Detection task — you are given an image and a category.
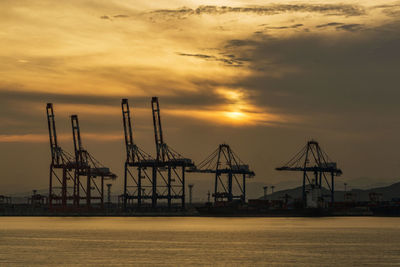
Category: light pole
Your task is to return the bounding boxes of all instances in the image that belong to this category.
[263,186,268,200]
[106,184,112,204]
[188,184,194,205]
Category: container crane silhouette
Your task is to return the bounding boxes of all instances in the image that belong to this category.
[121,98,155,210]
[46,103,76,210]
[276,140,342,205]
[150,97,194,209]
[188,144,255,203]
[71,115,116,208]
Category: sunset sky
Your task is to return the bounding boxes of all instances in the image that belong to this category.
[1,0,400,199]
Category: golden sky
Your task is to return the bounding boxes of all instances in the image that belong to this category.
[1,0,400,194]
[1,0,397,128]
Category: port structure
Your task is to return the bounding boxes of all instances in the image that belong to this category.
[150,97,194,209]
[121,98,156,210]
[188,144,255,203]
[47,103,76,210]
[276,140,342,205]
[71,115,116,208]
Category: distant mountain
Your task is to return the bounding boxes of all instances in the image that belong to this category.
[260,182,400,202]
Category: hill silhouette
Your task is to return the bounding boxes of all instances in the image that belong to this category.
[260,182,400,202]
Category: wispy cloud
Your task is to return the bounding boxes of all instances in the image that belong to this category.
[225,39,259,48]
[372,3,400,17]
[316,22,344,28]
[150,4,365,19]
[113,14,129,18]
[336,23,364,32]
[177,52,246,67]
[265,24,304,30]
[316,22,364,31]
[100,14,130,21]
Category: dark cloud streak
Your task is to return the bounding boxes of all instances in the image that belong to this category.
[316,22,344,28]
[315,22,364,31]
[113,14,129,18]
[150,4,365,19]
[177,52,245,66]
[336,23,363,32]
[265,24,304,30]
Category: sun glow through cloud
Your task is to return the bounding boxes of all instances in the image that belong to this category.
[225,111,246,120]
[213,88,278,125]
[165,87,286,126]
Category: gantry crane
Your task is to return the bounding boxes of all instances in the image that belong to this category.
[150,97,194,209]
[276,140,342,205]
[71,115,116,208]
[188,144,255,203]
[121,98,156,210]
[47,103,76,210]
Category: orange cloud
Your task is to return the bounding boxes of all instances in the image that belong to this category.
[0,133,122,143]
[0,134,48,143]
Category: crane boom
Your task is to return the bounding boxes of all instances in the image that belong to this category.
[71,115,85,167]
[151,97,165,162]
[122,99,135,163]
[46,103,60,165]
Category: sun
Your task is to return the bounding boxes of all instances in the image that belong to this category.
[224,111,246,120]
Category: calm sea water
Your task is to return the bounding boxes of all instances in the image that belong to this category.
[0,217,400,266]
